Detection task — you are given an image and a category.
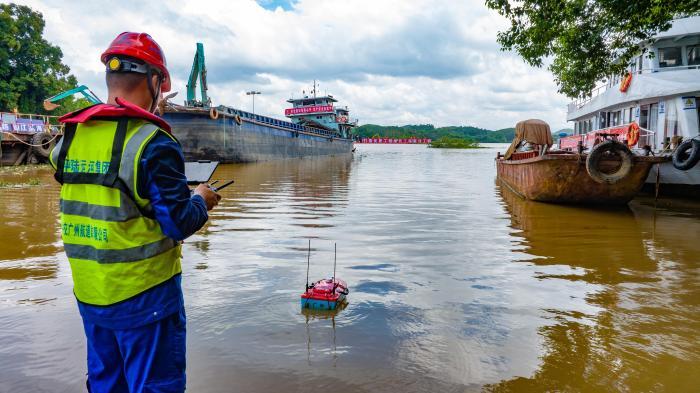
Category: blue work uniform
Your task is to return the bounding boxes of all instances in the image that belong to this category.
[79,134,208,392]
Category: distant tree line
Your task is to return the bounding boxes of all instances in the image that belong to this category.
[354,124,516,143]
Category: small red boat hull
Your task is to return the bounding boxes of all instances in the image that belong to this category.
[301,278,348,310]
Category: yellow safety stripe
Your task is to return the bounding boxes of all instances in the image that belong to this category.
[69,246,182,305]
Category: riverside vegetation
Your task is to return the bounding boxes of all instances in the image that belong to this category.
[355,124,515,143]
[355,124,572,143]
[428,136,481,149]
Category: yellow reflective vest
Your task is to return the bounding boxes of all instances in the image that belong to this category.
[50,118,181,305]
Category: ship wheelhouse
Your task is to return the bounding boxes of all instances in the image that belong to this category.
[285,92,357,138]
[563,16,700,152]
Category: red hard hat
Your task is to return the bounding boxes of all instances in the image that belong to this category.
[101,32,171,92]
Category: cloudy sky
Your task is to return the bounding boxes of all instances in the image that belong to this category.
[18,0,571,130]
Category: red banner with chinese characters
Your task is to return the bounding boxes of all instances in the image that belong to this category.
[285,105,333,116]
[359,138,432,144]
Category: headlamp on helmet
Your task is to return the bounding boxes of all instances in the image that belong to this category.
[106,56,155,76]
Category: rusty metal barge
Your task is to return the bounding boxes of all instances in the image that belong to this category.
[496,119,668,205]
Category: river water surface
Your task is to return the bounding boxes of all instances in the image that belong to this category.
[1,144,699,392]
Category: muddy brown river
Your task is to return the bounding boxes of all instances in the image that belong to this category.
[0,144,698,392]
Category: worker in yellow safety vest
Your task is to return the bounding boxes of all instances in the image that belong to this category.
[50,32,220,392]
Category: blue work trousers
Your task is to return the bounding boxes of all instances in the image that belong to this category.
[82,308,186,393]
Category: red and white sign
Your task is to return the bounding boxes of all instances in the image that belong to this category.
[285,105,333,116]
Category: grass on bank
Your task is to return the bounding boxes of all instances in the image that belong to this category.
[0,164,49,188]
[0,177,41,188]
[428,136,481,149]
[0,164,49,175]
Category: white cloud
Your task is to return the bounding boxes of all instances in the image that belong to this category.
[18,0,570,130]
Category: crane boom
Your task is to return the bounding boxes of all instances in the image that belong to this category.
[43,85,102,111]
[186,43,211,107]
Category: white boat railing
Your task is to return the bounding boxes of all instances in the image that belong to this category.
[559,123,656,150]
[567,64,700,113]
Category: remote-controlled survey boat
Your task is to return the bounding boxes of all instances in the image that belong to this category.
[301,278,349,310]
[300,241,349,310]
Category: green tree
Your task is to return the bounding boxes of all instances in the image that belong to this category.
[484,0,700,98]
[354,124,516,142]
[0,3,83,114]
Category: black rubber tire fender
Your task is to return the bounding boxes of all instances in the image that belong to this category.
[31,132,54,158]
[586,140,634,184]
[672,138,700,171]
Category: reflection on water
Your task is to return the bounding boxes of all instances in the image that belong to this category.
[0,145,699,392]
[302,303,348,367]
[0,167,61,281]
[488,187,700,392]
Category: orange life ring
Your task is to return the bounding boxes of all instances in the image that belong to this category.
[619,72,632,92]
[209,107,219,120]
[626,122,640,147]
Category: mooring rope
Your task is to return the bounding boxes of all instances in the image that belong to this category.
[2,131,60,147]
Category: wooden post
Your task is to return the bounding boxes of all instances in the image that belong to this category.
[655,163,661,202]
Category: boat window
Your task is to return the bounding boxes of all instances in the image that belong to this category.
[658,47,682,68]
[637,56,643,73]
[649,103,658,132]
[688,45,700,66]
[639,106,649,129]
[697,98,700,132]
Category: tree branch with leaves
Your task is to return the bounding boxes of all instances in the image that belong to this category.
[484,0,700,98]
[0,3,86,114]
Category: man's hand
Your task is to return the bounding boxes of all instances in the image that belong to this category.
[194,184,221,211]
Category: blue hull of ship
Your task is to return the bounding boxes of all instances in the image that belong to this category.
[163,109,353,163]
